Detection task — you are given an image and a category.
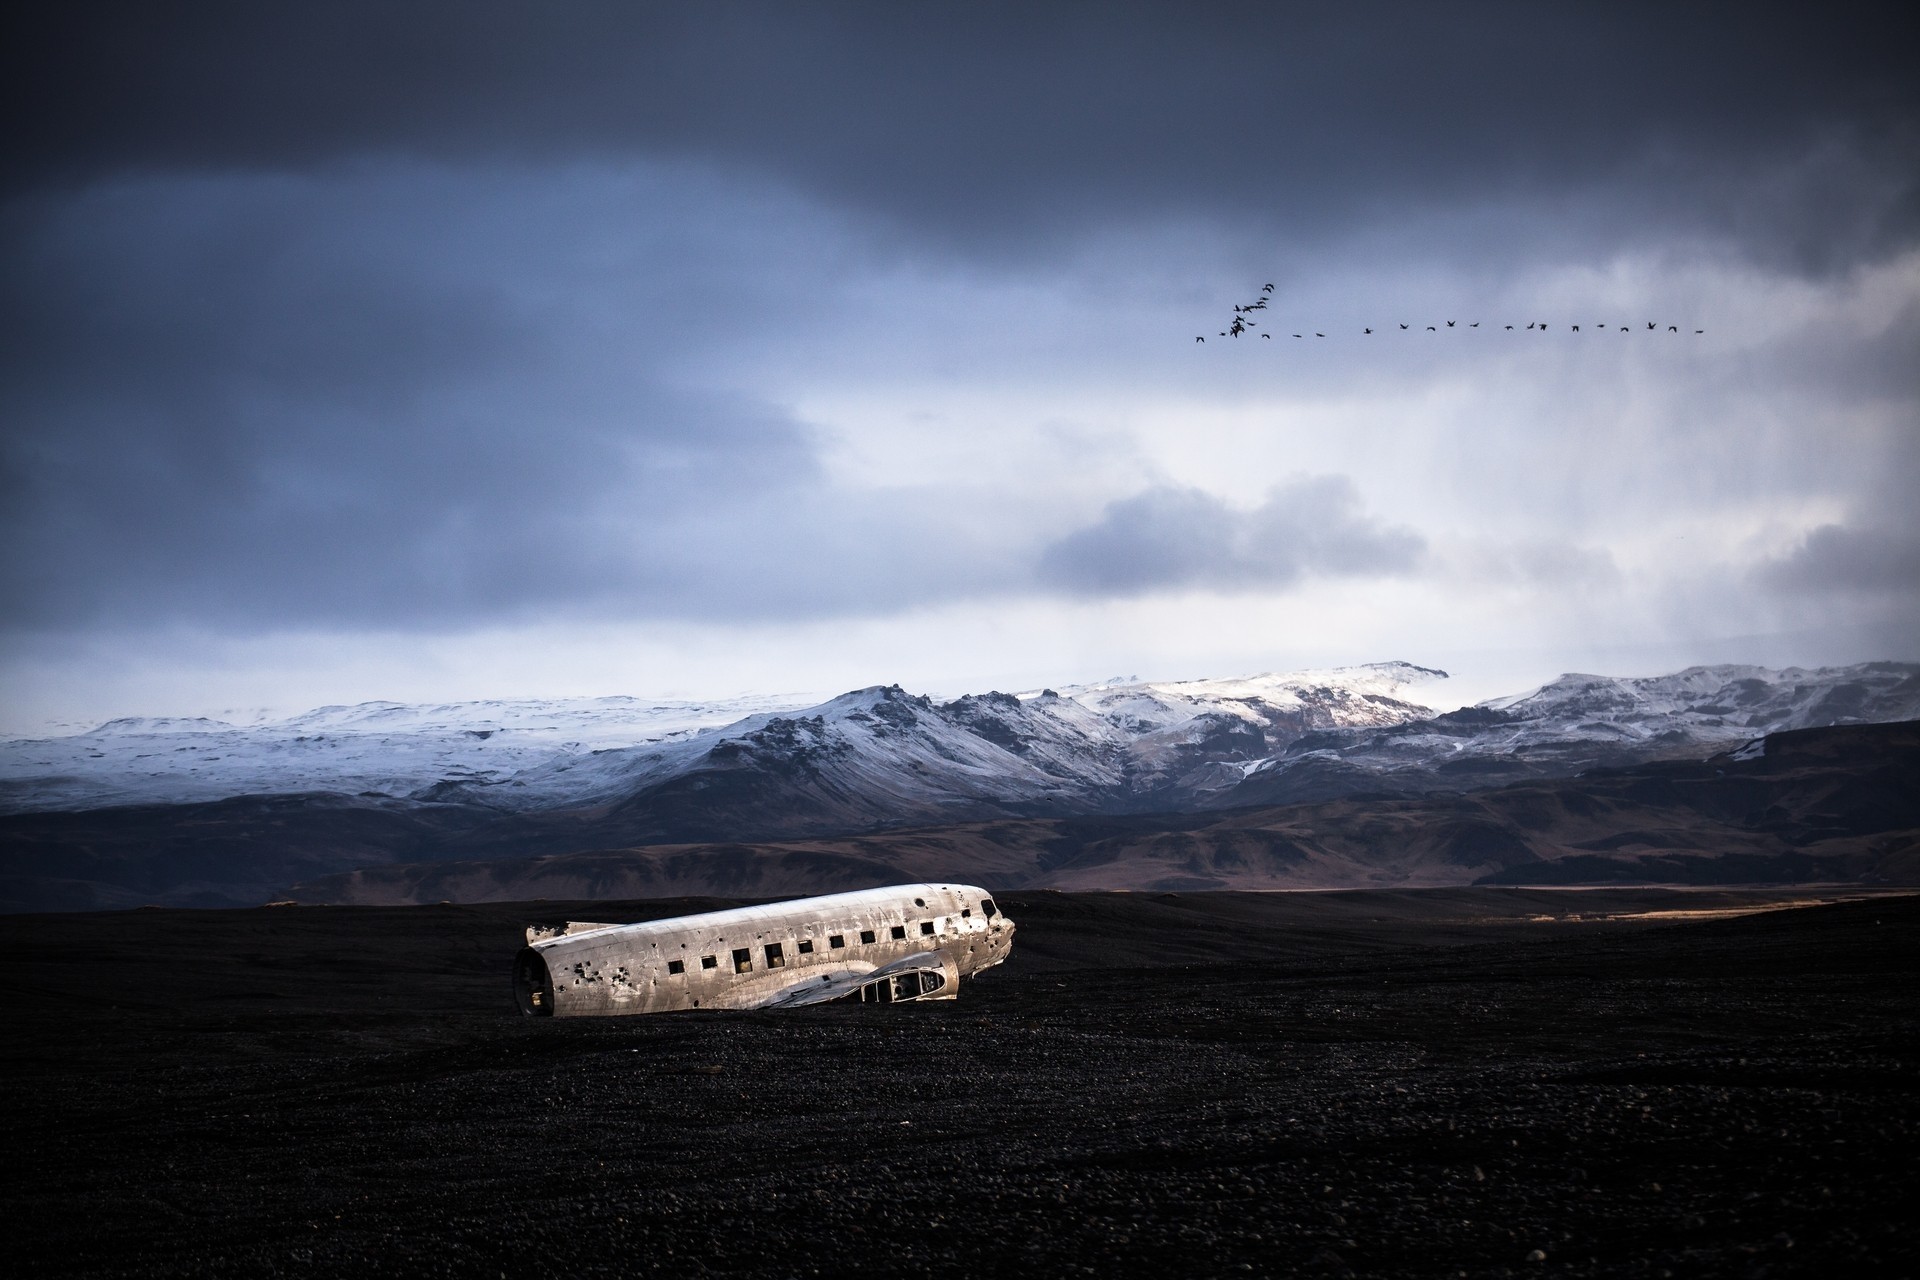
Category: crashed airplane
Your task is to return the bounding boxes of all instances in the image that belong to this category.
[513,883,1014,1016]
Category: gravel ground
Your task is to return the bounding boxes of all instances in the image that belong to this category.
[3,891,1914,1278]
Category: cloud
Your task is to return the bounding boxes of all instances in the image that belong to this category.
[6,3,1916,272]
[1038,476,1423,596]
[0,166,993,631]
[1755,523,1920,596]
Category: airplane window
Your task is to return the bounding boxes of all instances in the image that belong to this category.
[829,934,846,949]
[667,960,685,975]
[981,899,998,917]
[890,924,907,940]
[920,921,935,936]
[701,955,717,969]
[764,942,786,968]
[798,939,815,954]
[732,948,752,974]
[961,908,971,918]
[914,897,926,907]
[860,929,876,945]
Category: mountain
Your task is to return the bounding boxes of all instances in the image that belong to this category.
[1216,662,1920,807]
[287,719,1920,903]
[2,661,1917,911]
[0,662,1448,819]
[0,692,825,814]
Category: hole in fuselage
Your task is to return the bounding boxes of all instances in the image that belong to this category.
[513,948,554,1017]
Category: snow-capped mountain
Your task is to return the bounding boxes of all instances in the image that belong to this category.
[5,660,1916,911]
[0,664,1446,817]
[3,661,1914,832]
[0,692,826,813]
[1222,662,1920,807]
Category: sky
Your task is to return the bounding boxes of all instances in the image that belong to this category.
[3,2,1917,733]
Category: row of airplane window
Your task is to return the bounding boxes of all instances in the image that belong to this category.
[662,913,965,978]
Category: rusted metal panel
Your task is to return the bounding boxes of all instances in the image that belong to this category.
[513,883,1013,1017]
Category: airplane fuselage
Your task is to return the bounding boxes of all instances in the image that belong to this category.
[514,883,1014,1016]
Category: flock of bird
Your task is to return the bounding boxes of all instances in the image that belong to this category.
[1197,283,1703,342]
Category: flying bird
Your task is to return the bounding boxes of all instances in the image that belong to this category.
[1364,328,1373,334]
[1427,325,1437,331]
[1505,325,1514,330]
[1399,324,1409,330]
[1196,335,1205,342]
[1527,323,1536,330]
[1647,322,1656,330]
[1263,283,1274,292]
[1470,322,1480,328]
[1669,325,1678,332]
[1572,325,1580,332]
[1695,329,1704,334]
[1446,320,1455,327]
[1315,333,1325,338]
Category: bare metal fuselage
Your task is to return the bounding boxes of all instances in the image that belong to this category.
[513,883,1014,1017]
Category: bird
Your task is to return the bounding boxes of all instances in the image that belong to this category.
[1196,336,1205,342]
[1695,329,1704,334]
[1263,283,1274,292]
[1399,323,1409,330]
[1646,322,1656,330]
[1527,323,1536,330]
[1364,328,1373,334]
[1262,333,1271,339]
[1540,324,1548,331]
[1470,322,1480,328]
[1293,333,1302,338]
[1668,325,1678,332]
[1572,325,1580,332]
[1427,325,1437,331]
[1505,325,1514,330]
[1315,333,1325,338]
[1620,326,1629,332]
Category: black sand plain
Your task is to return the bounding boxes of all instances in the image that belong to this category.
[4,888,1916,1278]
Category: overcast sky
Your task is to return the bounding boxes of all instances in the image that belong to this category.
[3,2,1916,732]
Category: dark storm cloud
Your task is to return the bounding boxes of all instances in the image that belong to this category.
[6,2,1917,271]
[0,168,939,630]
[1755,524,1920,596]
[1038,478,1423,596]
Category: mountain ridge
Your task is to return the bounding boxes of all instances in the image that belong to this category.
[2,661,1917,911]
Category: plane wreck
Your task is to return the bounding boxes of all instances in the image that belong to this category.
[513,883,1014,1016]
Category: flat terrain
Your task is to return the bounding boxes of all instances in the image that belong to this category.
[4,888,1915,1278]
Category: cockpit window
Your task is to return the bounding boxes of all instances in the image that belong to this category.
[981,899,998,918]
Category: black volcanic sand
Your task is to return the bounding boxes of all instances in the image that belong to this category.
[4,889,1915,1279]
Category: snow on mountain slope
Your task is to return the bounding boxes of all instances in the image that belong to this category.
[409,662,1451,825]
[1222,661,1920,807]
[0,664,1447,816]
[0,693,825,813]
[6,660,1913,824]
